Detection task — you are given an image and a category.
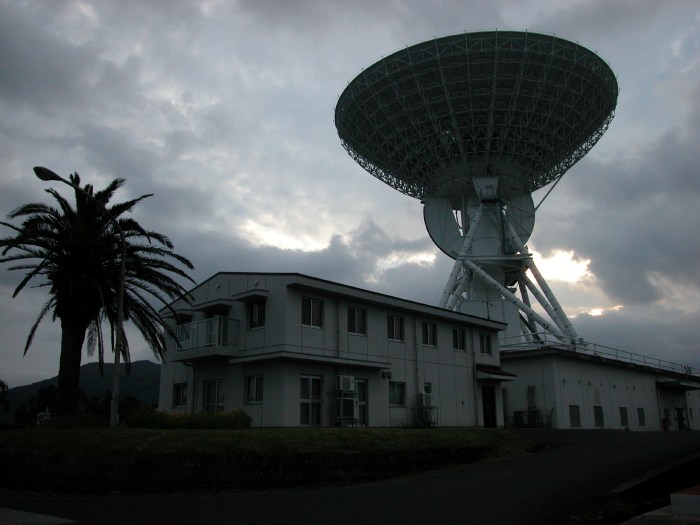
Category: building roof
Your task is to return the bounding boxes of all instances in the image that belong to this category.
[502,345,700,385]
[166,272,507,331]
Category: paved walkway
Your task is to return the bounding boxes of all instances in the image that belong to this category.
[2,429,700,524]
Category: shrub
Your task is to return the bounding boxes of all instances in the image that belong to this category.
[41,413,109,428]
[127,408,252,429]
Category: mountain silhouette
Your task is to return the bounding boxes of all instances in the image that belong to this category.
[1,360,160,424]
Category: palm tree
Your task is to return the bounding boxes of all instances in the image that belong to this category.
[0,172,194,417]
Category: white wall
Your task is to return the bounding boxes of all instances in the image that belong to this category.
[501,352,686,431]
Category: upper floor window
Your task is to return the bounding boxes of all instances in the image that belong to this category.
[421,321,437,346]
[348,306,367,335]
[387,314,404,341]
[249,301,266,329]
[453,328,466,350]
[479,332,492,355]
[302,297,323,327]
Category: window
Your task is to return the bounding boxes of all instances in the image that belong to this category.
[423,382,433,394]
[452,328,466,350]
[527,385,537,410]
[249,302,265,329]
[245,376,263,403]
[300,376,322,426]
[594,405,605,428]
[302,297,323,327]
[348,306,367,335]
[569,405,581,428]
[389,381,406,405]
[387,314,404,341]
[421,321,437,346]
[637,408,646,426]
[619,407,629,427]
[203,379,225,413]
[172,383,187,409]
[479,332,492,355]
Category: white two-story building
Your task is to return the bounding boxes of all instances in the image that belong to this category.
[158,272,514,428]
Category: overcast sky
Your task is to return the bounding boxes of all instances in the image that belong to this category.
[1,0,699,388]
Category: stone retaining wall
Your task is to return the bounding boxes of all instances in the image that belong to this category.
[1,447,489,493]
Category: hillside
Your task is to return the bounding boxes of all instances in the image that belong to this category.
[1,360,161,424]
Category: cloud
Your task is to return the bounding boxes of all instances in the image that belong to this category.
[2,0,700,387]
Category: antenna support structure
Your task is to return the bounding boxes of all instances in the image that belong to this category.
[335,31,618,344]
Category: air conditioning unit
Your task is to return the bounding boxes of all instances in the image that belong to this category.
[337,375,355,391]
[419,392,434,407]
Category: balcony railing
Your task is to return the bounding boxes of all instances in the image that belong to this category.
[175,317,239,352]
[501,332,699,377]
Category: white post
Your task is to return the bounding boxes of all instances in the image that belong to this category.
[439,203,484,308]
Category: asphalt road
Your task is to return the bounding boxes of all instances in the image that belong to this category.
[2,429,700,525]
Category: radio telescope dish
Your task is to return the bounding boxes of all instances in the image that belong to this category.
[335,31,617,199]
[335,30,618,344]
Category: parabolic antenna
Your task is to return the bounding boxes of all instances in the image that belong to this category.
[335,30,618,200]
[335,30,618,344]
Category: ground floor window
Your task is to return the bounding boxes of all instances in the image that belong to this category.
[619,406,629,427]
[172,382,187,409]
[389,381,406,405]
[300,376,322,426]
[245,375,263,403]
[594,405,605,428]
[569,405,581,428]
[203,379,225,413]
[637,407,646,426]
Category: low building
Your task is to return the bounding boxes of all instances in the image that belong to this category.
[501,344,700,431]
[158,272,514,428]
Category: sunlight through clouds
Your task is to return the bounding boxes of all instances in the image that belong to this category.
[531,249,592,283]
[588,305,623,317]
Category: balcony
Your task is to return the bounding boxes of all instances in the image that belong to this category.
[171,317,239,362]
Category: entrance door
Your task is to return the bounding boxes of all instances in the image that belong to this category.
[300,376,322,426]
[677,407,687,430]
[355,379,368,426]
[482,385,497,428]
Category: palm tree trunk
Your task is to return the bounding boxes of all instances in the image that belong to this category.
[56,318,88,417]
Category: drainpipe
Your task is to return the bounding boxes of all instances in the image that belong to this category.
[472,332,479,425]
[413,313,420,426]
[336,297,341,358]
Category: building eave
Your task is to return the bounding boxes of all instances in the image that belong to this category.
[229,351,391,369]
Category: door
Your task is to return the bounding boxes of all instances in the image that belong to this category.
[482,384,497,428]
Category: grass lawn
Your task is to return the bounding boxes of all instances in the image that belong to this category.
[0,426,532,458]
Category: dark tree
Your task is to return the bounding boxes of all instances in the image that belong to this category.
[0,173,194,417]
[0,378,8,411]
